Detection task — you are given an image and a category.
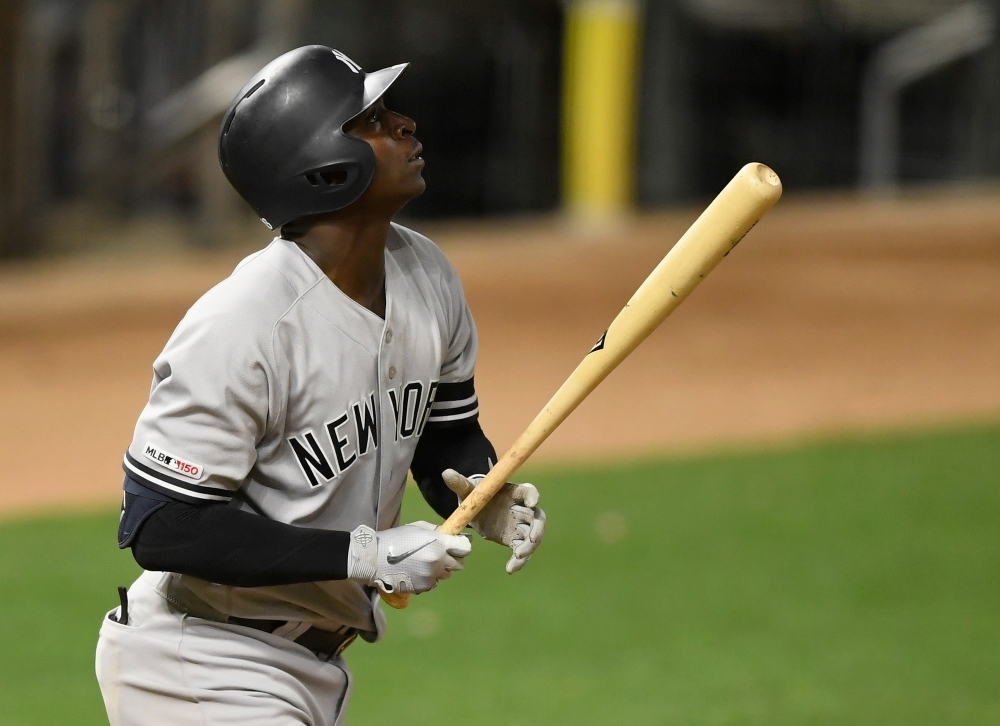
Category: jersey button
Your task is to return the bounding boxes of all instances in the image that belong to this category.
[385,330,393,344]
[388,366,397,379]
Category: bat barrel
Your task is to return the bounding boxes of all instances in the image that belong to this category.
[383,163,782,606]
[439,163,781,537]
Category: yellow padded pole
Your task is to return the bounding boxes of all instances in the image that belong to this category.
[562,0,642,218]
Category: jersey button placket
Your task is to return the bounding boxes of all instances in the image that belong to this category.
[388,366,397,380]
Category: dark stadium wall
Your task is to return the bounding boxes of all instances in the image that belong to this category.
[0,0,40,258]
[3,0,999,257]
[637,0,1000,205]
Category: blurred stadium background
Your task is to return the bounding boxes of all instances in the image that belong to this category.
[3,0,1000,251]
[1,1,999,724]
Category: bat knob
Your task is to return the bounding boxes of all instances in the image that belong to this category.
[379,588,412,610]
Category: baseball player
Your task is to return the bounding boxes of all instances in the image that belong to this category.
[95,46,546,726]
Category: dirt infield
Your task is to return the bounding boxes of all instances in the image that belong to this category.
[2,190,1000,516]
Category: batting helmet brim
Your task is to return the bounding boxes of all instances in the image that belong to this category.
[361,63,409,115]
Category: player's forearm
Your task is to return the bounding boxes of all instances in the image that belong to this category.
[131,502,351,587]
[410,420,498,520]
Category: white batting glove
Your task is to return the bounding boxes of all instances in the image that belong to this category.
[442,469,546,574]
[347,522,471,595]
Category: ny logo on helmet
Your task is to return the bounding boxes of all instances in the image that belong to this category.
[333,49,361,73]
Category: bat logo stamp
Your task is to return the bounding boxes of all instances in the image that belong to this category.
[589,330,607,354]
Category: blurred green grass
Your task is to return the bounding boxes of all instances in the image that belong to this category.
[2,425,999,725]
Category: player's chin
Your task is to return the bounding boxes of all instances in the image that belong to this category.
[401,173,426,199]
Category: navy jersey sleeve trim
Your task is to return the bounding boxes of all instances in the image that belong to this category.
[425,378,479,429]
[123,452,235,503]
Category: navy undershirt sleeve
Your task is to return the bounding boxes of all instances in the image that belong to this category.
[123,416,496,585]
[123,477,350,587]
[410,420,498,520]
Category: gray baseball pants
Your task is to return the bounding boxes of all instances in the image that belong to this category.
[95,572,353,726]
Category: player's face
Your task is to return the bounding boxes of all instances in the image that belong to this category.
[345,99,425,211]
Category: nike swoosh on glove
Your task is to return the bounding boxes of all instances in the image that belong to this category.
[442,469,546,574]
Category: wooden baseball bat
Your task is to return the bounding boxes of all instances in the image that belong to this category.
[380,162,782,609]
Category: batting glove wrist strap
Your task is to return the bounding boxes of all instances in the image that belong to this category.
[347,525,379,583]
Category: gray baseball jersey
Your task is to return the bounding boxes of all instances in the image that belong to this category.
[122,223,479,633]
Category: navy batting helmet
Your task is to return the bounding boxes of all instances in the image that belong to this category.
[218,46,408,230]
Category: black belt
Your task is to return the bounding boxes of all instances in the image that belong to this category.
[228,617,358,659]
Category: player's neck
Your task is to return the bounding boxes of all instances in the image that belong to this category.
[293,214,390,318]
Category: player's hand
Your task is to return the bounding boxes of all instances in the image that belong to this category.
[347,522,471,595]
[442,469,546,574]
